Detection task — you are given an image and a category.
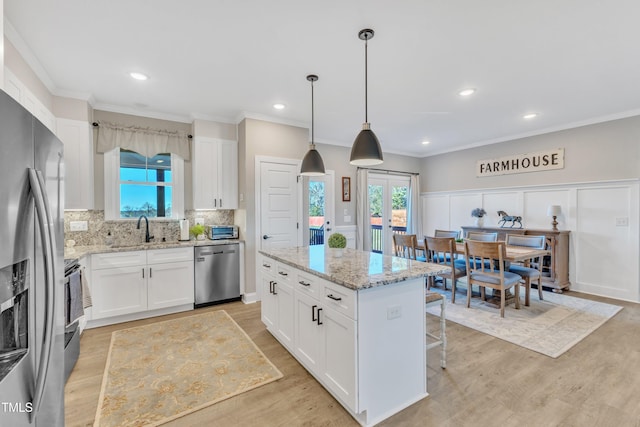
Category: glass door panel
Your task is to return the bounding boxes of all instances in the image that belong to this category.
[307,172,334,246]
[368,175,410,255]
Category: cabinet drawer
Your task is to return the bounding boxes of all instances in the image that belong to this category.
[296,271,320,299]
[92,250,146,270]
[147,247,194,264]
[322,281,357,320]
[260,255,275,275]
[275,262,295,284]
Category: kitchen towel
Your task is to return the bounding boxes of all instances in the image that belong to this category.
[81,267,92,309]
[68,270,84,324]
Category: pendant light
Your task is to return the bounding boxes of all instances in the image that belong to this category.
[300,74,326,176]
[350,28,383,166]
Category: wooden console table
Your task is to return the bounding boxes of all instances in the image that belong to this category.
[461,226,570,292]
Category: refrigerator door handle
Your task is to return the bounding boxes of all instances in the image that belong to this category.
[28,168,58,422]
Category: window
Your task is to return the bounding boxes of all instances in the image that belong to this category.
[104,148,184,220]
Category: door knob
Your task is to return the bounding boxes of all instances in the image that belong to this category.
[263,235,271,240]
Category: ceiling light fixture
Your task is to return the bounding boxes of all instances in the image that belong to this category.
[300,74,325,176]
[458,88,476,97]
[130,72,148,81]
[350,28,383,166]
[273,103,286,110]
[523,113,538,119]
[421,140,430,145]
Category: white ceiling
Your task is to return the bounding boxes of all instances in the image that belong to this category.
[5,0,640,157]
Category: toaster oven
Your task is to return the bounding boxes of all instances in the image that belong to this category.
[208,225,239,240]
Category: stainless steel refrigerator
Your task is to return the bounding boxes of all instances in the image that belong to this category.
[0,90,64,426]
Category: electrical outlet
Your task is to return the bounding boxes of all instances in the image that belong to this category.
[195,217,205,225]
[387,305,402,320]
[344,209,348,215]
[615,217,629,226]
[69,221,88,231]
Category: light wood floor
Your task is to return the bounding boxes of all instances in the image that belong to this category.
[65,292,640,427]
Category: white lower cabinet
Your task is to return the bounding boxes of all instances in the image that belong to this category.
[260,257,294,350]
[90,247,194,325]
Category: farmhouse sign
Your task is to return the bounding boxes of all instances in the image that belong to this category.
[476,148,564,177]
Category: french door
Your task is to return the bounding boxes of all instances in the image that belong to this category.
[368,174,410,255]
[307,171,335,246]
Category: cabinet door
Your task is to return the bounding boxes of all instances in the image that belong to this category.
[217,140,238,209]
[147,261,195,310]
[57,118,94,209]
[293,291,322,372]
[261,274,277,330]
[275,279,294,350]
[91,266,146,319]
[192,137,217,209]
[320,306,357,412]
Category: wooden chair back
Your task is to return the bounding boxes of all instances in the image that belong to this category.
[463,240,521,317]
[466,231,498,242]
[434,229,459,239]
[393,234,419,260]
[424,236,456,265]
[506,234,545,249]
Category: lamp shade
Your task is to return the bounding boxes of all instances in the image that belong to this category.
[547,205,561,216]
[350,126,384,166]
[300,147,326,176]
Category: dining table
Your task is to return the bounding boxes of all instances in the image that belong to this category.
[416,239,550,307]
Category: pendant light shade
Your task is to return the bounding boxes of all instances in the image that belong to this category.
[300,74,326,176]
[350,28,383,166]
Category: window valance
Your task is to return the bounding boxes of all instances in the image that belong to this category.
[96,121,190,160]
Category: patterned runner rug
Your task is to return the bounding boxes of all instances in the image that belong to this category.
[94,310,283,426]
[426,285,623,358]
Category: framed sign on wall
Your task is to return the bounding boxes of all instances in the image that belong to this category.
[342,177,351,201]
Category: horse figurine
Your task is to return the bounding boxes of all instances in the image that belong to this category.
[497,210,523,228]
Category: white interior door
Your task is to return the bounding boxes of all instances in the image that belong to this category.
[307,170,335,245]
[259,160,302,251]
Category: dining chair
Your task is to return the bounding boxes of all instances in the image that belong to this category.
[466,231,498,241]
[463,240,521,318]
[392,234,426,261]
[434,229,460,239]
[506,234,546,306]
[424,236,466,302]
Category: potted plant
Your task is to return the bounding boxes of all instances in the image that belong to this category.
[471,208,487,227]
[327,232,347,257]
[190,224,206,241]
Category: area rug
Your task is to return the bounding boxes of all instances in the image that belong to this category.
[94,310,283,427]
[426,284,623,358]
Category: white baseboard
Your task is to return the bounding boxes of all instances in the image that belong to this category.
[85,304,194,329]
[242,292,258,304]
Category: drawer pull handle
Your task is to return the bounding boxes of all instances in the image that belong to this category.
[299,280,310,287]
[327,294,342,301]
[263,263,271,268]
[278,271,288,276]
[317,308,323,325]
[312,305,317,321]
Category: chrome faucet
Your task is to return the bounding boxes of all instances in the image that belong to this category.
[136,215,154,243]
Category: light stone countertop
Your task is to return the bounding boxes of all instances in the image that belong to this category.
[260,245,451,291]
[64,239,241,260]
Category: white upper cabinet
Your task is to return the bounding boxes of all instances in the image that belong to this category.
[57,118,94,209]
[192,137,238,210]
[4,67,57,133]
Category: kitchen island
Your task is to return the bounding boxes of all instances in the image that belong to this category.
[258,245,450,427]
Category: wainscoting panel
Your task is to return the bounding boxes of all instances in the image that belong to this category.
[335,225,357,249]
[421,180,639,303]
[575,185,639,301]
[522,189,571,230]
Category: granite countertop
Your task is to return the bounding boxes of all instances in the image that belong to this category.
[64,239,242,260]
[259,245,451,291]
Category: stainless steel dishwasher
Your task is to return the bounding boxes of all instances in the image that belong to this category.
[194,243,241,307]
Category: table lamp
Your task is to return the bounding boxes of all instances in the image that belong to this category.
[547,205,561,231]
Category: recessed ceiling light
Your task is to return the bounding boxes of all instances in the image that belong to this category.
[130,72,148,81]
[273,103,286,110]
[523,113,538,119]
[421,140,430,145]
[458,88,476,97]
